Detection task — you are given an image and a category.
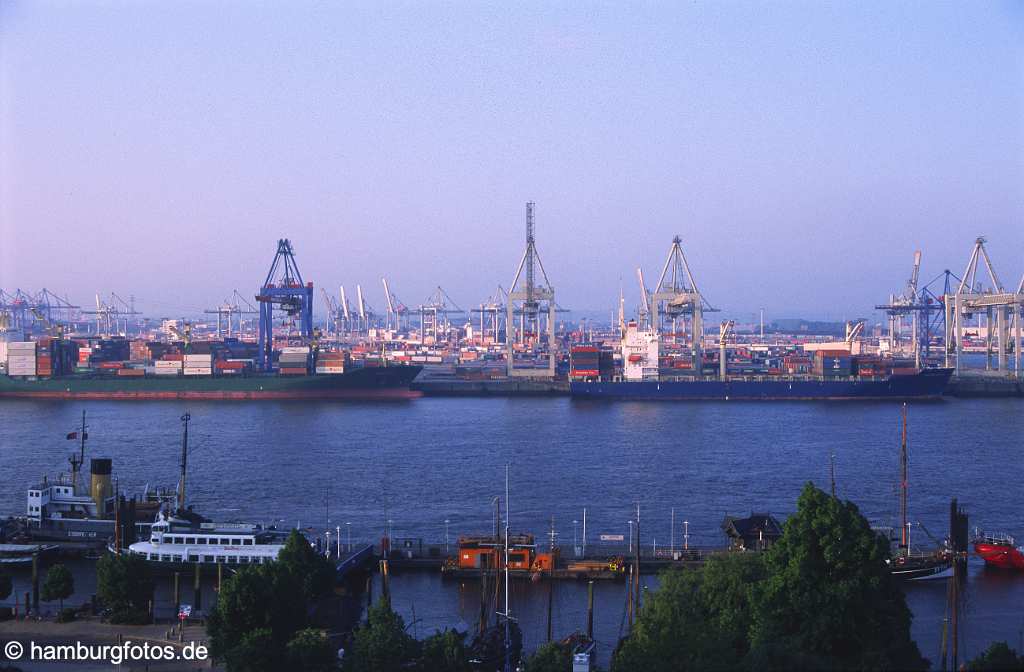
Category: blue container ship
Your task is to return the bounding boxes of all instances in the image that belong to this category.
[569,367,953,401]
[568,321,953,401]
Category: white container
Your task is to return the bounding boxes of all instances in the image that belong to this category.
[155,360,183,368]
[184,354,213,362]
[9,342,36,352]
[183,367,212,375]
[152,368,180,376]
[281,346,310,354]
[315,367,345,374]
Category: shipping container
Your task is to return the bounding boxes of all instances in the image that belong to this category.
[183,367,213,376]
[117,368,146,377]
[278,367,308,375]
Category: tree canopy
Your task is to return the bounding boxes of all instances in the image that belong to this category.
[613,482,928,672]
[277,529,335,599]
[966,642,1024,671]
[341,601,419,672]
[41,563,75,611]
[96,553,153,624]
[207,561,308,668]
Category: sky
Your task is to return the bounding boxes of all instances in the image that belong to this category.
[1,1,1022,322]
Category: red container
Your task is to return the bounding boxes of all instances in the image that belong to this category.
[117,368,145,377]
[215,361,245,370]
[278,367,307,375]
[162,354,185,362]
[98,362,124,369]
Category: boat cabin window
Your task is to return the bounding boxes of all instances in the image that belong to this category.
[203,555,214,563]
[188,554,199,562]
[151,536,159,543]
[220,538,230,545]
[186,537,196,544]
[243,539,253,545]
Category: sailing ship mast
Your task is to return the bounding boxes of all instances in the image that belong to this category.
[178,412,191,512]
[69,410,88,491]
[900,403,909,556]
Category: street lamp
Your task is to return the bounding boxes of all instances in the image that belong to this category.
[573,519,579,558]
[445,519,450,553]
[628,520,634,554]
[683,520,689,551]
[325,530,332,559]
[336,525,341,557]
[346,522,351,552]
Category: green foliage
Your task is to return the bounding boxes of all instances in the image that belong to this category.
[277,530,335,599]
[41,563,74,611]
[96,553,153,624]
[208,562,307,670]
[613,483,929,672]
[341,601,418,672]
[286,628,339,672]
[525,641,572,672]
[0,572,11,602]
[750,483,927,671]
[966,642,1024,671]
[612,553,765,672]
[418,629,471,672]
[56,607,77,623]
[223,628,278,672]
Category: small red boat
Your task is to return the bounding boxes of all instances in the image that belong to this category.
[973,532,1024,570]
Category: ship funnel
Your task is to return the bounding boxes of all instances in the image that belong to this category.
[90,458,112,516]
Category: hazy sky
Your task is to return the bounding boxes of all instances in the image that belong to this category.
[2,1,1022,321]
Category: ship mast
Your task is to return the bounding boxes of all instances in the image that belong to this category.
[178,412,191,512]
[502,463,512,672]
[900,403,908,556]
[69,410,87,491]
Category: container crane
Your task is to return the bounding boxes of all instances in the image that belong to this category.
[381,278,410,332]
[418,286,465,345]
[506,202,558,378]
[205,290,258,339]
[255,239,313,371]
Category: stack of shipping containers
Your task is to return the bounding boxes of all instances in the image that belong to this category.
[183,353,213,376]
[278,346,309,375]
[7,342,37,377]
[315,350,346,374]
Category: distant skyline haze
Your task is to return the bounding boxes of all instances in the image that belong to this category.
[1,1,1021,322]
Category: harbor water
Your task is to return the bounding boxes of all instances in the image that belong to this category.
[1,396,1022,664]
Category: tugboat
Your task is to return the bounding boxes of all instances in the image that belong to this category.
[972,531,1024,570]
[121,412,291,569]
[886,405,953,581]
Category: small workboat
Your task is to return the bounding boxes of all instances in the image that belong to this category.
[973,531,1024,570]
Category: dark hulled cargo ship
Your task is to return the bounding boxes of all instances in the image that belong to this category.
[0,365,423,400]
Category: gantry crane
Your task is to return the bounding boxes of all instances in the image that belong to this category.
[718,319,735,380]
[381,278,410,332]
[506,202,558,378]
[473,285,508,344]
[944,237,1021,374]
[255,239,313,371]
[205,290,258,339]
[418,286,464,345]
[643,236,718,376]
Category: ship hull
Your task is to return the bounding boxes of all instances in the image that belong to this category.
[973,542,1024,570]
[569,369,952,401]
[0,365,423,401]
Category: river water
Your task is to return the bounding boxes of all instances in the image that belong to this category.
[1,396,1022,664]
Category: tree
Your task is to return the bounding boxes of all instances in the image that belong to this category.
[749,482,928,671]
[207,562,307,670]
[222,628,278,672]
[418,629,471,672]
[966,642,1024,671]
[286,628,339,672]
[612,553,764,672]
[341,601,418,672]
[41,563,74,612]
[96,553,153,624]
[525,641,572,672]
[277,530,335,600]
